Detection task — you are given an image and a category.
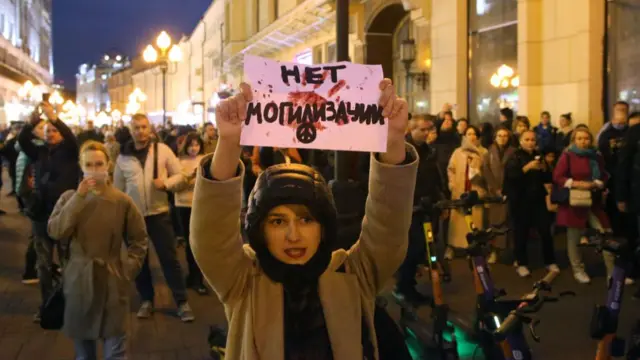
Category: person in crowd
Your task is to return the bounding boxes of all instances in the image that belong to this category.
[191,80,416,359]
[251,146,303,175]
[174,132,208,295]
[534,111,558,151]
[202,122,218,155]
[555,112,574,152]
[103,131,120,179]
[18,102,81,321]
[433,114,459,188]
[396,114,446,302]
[436,103,453,123]
[598,100,637,282]
[14,114,45,284]
[511,116,531,146]
[504,130,558,277]
[76,120,105,147]
[553,127,627,284]
[47,140,148,360]
[480,122,494,149]
[499,107,514,133]
[113,113,194,322]
[482,125,516,263]
[456,117,469,137]
[446,125,488,256]
[629,112,640,128]
[616,116,640,297]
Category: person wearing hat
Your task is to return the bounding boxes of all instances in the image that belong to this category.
[191,79,417,359]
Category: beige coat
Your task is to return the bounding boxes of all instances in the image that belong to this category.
[482,144,515,249]
[447,141,488,249]
[190,145,418,360]
[47,186,148,339]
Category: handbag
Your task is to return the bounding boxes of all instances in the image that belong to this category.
[40,267,65,330]
[569,189,592,207]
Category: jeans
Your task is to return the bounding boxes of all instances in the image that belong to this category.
[177,207,204,286]
[135,213,187,306]
[566,212,615,277]
[32,220,65,306]
[74,335,126,360]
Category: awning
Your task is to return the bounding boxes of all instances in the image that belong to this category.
[224,0,336,71]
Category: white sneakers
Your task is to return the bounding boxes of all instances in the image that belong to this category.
[487,251,498,264]
[546,264,560,273]
[516,264,559,278]
[574,271,591,284]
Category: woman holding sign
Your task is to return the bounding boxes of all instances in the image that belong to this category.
[191,79,417,359]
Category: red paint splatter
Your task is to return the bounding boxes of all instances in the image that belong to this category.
[328,80,346,98]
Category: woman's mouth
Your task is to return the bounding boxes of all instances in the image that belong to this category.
[284,248,307,259]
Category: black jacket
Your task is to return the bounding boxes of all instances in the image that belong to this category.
[598,124,628,192]
[76,129,104,147]
[18,120,80,218]
[503,148,551,216]
[406,134,446,209]
[616,125,640,211]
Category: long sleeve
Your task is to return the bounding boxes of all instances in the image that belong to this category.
[346,144,418,297]
[447,149,458,193]
[17,124,39,160]
[51,119,78,153]
[161,144,187,191]
[190,156,253,304]
[482,152,498,194]
[553,152,571,187]
[124,198,149,279]
[47,190,88,240]
[113,160,126,191]
[616,127,639,202]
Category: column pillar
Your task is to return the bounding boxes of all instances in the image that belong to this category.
[537,0,604,129]
[517,0,543,122]
[430,0,468,118]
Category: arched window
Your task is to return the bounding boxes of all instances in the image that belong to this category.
[607,0,640,115]
[468,0,518,123]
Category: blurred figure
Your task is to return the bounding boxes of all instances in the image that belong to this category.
[555,113,574,153]
[534,111,558,151]
[202,122,218,154]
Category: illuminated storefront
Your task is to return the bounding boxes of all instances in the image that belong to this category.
[468,0,518,123]
[607,0,640,114]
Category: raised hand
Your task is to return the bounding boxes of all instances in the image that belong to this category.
[378,79,409,164]
[215,83,253,143]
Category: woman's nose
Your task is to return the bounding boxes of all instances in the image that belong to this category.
[285,223,301,243]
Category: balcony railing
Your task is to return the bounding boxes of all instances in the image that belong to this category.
[0,34,52,86]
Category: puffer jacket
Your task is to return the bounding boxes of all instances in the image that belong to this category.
[113,140,186,217]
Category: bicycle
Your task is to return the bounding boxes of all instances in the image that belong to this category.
[492,271,575,360]
[580,229,640,360]
[394,196,458,359]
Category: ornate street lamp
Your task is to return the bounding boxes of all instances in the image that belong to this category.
[399,38,429,102]
[143,31,182,127]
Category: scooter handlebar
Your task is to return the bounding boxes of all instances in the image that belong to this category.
[435,191,507,210]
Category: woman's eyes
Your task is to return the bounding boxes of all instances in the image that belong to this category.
[269,217,315,226]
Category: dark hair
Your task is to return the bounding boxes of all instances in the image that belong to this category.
[615,101,630,109]
[204,122,214,129]
[541,111,551,118]
[457,117,469,125]
[560,112,572,122]
[179,132,205,156]
[443,110,454,118]
[464,124,480,137]
[513,116,531,132]
[629,112,640,121]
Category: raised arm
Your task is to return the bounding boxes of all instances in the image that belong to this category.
[191,83,254,304]
[18,123,39,160]
[47,190,88,240]
[346,79,417,297]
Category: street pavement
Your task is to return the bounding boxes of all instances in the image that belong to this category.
[1,174,639,359]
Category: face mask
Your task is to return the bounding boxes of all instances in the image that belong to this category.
[84,170,109,184]
[612,123,626,130]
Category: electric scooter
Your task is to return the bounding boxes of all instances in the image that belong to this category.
[492,271,574,360]
[580,229,640,360]
[394,197,459,359]
[435,190,573,360]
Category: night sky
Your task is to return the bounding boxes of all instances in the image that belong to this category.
[52,0,214,89]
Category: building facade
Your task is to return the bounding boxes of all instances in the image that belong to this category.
[0,0,53,124]
[109,0,638,132]
[76,54,130,118]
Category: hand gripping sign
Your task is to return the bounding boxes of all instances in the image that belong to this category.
[241,55,386,152]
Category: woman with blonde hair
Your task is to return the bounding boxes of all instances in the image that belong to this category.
[48,140,148,359]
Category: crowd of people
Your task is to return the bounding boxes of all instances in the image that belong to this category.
[0,82,638,358]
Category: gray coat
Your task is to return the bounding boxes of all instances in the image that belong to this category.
[48,186,148,339]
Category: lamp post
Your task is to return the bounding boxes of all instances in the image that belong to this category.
[143,31,182,127]
[400,39,429,109]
